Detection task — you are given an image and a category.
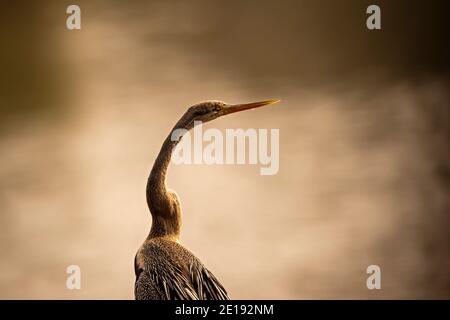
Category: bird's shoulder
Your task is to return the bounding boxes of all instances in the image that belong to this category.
[136,237,194,267]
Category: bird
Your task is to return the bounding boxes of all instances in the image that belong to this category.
[134,99,280,300]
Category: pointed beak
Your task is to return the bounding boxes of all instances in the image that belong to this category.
[222,99,280,115]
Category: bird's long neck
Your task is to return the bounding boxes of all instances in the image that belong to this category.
[148,135,178,195]
[146,114,192,239]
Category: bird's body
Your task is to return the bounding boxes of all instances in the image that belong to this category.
[135,237,228,300]
[134,99,279,300]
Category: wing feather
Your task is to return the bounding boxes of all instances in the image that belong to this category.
[134,240,229,300]
[146,263,199,300]
[139,258,229,300]
[189,259,229,300]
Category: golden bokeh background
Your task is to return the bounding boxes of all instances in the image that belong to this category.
[0,0,448,299]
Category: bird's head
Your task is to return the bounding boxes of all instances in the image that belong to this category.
[181,99,280,129]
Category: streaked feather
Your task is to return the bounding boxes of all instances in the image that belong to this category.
[134,238,229,300]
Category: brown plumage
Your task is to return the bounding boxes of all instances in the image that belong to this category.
[134,99,279,300]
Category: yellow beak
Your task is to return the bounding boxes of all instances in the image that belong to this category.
[223,99,280,115]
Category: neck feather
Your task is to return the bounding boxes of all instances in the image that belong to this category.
[146,114,192,238]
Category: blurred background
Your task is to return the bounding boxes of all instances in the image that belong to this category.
[0,0,448,299]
